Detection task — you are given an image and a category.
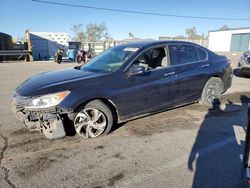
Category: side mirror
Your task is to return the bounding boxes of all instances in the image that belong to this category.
[128,65,146,76]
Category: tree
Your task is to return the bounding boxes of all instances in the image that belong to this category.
[219,24,230,31]
[185,26,207,39]
[17,35,26,42]
[71,22,111,42]
[185,26,200,39]
[85,22,108,42]
[103,32,114,41]
[71,24,86,42]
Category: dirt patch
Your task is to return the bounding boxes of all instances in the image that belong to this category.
[16,149,71,178]
[8,138,45,149]
[61,174,76,182]
[112,153,126,160]
[16,155,53,178]
[94,145,105,150]
[107,172,125,187]
[10,128,29,136]
[127,106,203,137]
[127,93,246,137]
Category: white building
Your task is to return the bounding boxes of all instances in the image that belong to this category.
[208,27,250,52]
[29,32,69,60]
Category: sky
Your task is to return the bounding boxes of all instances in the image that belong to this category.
[1,0,250,40]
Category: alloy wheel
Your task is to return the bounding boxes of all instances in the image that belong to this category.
[74,108,107,138]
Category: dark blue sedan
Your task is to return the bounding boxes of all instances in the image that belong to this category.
[12,41,233,139]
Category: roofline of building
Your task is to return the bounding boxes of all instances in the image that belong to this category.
[0,32,12,37]
[209,27,250,33]
[29,31,69,35]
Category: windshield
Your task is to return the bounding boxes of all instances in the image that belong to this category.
[81,46,138,73]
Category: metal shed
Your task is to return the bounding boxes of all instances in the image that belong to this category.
[29,32,69,60]
[208,27,250,52]
[0,32,13,51]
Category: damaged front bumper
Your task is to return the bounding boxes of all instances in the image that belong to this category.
[12,100,73,139]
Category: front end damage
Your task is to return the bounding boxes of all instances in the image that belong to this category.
[12,98,73,139]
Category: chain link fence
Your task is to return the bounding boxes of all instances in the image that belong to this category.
[159,37,208,48]
[80,37,209,55]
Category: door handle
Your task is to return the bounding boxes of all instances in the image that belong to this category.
[201,64,210,68]
[164,72,175,76]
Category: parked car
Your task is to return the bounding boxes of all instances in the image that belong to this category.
[12,41,233,139]
[238,50,250,75]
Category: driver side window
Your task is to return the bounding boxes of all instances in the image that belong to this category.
[132,47,169,71]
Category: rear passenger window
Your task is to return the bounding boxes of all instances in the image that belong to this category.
[197,48,207,61]
[168,44,199,66]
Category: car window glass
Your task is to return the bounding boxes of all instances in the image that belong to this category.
[169,44,199,66]
[132,47,168,71]
[197,47,207,61]
[81,46,136,73]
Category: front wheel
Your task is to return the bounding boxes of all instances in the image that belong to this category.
[201,77,224,108]
[72,100,113,138]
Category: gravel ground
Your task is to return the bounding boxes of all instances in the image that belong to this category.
[0,59,249,188]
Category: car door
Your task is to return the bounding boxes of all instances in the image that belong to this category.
[114,46,177,119]
[168,44,211,104]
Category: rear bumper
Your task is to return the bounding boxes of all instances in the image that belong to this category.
[238,67,250,75]
[238,58,250,75]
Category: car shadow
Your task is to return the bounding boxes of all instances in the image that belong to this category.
[233,68,250,79]
[188,96,250,188]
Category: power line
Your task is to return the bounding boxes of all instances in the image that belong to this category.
[32,0,250,21]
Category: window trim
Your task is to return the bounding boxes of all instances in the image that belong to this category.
[196,46,208,62]
[167,43,209,68]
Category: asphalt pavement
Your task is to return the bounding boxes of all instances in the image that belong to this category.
[0,60,249,188]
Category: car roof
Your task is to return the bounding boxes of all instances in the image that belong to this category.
[117,40,202,49]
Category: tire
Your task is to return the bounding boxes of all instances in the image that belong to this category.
[76,55,82,64]
[57,56,62,64]
[69,100,113,139]
[57,58,62,64]
[201,77,224,108]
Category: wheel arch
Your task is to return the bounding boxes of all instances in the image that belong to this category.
[74,97,120,123]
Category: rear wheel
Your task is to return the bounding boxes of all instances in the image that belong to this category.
[201,77,224,108]
[72,100,113,138]
[57,57,62,64]
[76,55,82,64]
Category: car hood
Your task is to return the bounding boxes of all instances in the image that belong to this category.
[16,68,106,96]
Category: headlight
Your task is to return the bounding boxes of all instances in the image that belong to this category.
[25,91,70,109]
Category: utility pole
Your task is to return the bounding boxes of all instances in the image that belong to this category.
[25,29,33,61]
